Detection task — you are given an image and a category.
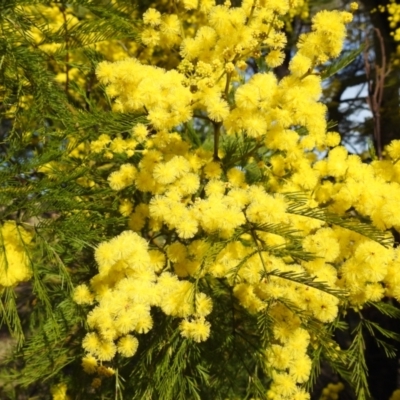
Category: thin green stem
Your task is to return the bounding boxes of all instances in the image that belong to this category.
[213,121,222,161]
[250,229,269,281]
[224,72,232,101]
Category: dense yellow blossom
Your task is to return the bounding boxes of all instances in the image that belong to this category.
[179,317,211,342]
[117,334,139,357]
[70,1,400,398]
[319,382,345,400]
[0,221,34,288]
[81,355,98,374]
[51,383,70,400]
[73,284,95,305]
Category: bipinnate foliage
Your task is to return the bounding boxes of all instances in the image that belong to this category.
[1,1,400,400]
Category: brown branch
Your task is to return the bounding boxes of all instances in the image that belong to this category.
[363,28,391,159]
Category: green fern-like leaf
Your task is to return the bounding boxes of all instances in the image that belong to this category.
[285,193,392,247]
[321,45,366,80]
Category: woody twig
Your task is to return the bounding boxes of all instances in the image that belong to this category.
[363,28,391,159]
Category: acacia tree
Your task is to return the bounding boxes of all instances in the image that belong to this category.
[1,1,400,400]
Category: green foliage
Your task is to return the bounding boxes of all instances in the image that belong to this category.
[320,45,366,80]
[1,1,400,400]
[0,1,142,397]
[285,192,393,247]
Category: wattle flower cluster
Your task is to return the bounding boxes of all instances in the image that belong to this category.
[74,230,213,362]
[71,0,400,398]
[0,221,33,288]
